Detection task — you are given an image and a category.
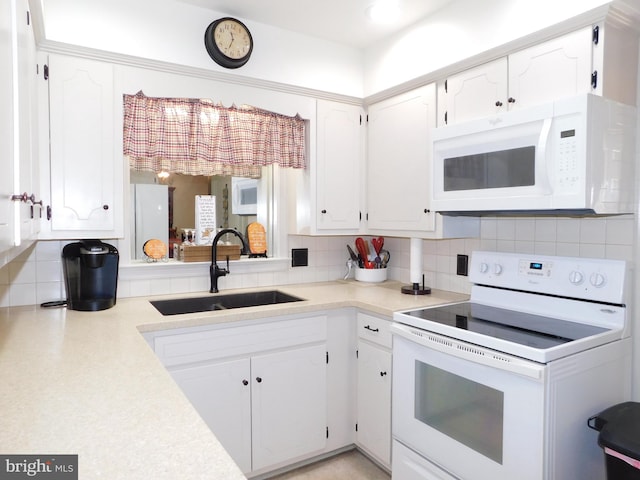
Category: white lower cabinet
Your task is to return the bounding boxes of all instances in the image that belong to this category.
[153,314,331,475]
[170,358,252,472]
[356,312,392,469]
[170,344,327,473]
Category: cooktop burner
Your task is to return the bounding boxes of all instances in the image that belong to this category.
[405,302,609,351]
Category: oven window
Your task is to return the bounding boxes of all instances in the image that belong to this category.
[414,361,504,464]
[443,146,535,191]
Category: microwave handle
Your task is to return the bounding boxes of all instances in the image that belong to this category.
[536,118,553,194]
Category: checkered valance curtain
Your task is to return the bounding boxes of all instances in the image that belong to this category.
[123,91,306,178]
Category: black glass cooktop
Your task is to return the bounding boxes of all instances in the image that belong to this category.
[405,302,609,350]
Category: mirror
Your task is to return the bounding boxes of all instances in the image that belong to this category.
[130,171,261,260]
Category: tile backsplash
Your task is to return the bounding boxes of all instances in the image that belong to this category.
[0,215,635,307]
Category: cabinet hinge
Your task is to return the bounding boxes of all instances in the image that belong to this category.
[356,349,359,359]
[26,10,30,26]
[444,111,448,125]
[355,423,358,432]
[444,79,448,93]
[591,71,598,89]
[359,211,362,221]
[326,427,329,439]
[592,25,600,45]
[326,352,329,364]
[43,64,49,81]
[359,114,362,125]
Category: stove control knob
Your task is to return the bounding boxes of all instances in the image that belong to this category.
[493,264,503,275]
[480,262,489,274]
[590,272,606,288]
[569,271,584,285]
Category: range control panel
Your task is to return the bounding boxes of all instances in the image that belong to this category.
[469,251,626,304]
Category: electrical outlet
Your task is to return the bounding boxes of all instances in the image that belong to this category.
[291,248,308,267]
[456,254,469,276]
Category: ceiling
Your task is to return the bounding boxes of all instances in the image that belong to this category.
[176,0,457,49]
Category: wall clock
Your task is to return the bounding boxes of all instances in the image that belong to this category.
[204,17,253,69]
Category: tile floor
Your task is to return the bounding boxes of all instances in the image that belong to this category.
[268,450,390,480]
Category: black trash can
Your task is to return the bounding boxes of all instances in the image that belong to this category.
[589,402,640,480]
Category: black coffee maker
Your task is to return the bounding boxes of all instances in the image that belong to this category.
[62,240,119,311]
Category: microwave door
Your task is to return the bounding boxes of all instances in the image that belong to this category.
[432,118,554,212]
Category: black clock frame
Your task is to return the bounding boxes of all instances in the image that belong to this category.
[204,17,253,69]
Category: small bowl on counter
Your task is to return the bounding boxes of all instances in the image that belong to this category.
[355,267,388,283]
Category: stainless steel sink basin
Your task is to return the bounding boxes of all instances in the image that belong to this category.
[150,290,304,316]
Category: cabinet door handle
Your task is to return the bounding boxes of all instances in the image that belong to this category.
[508,97,516,104]
[242,380,249,386]
[256,377,262,383]
[321,209,327,214]
[380,371,387,377]
[495,100,503,107]
[102,204,109,210]
[364,325,379,332]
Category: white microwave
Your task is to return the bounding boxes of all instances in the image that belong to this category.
[231,177,258,215]
[431,94,637,215]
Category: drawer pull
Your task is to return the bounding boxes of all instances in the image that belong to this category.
[380,371,387,377]
[364,325,379,332]
[242,380,249,386]
[256,377,263,383]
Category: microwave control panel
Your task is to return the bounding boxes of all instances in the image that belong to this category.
[556,128,579,189]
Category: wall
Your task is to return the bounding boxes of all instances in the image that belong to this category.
[36,0,364,97]
[1,214,634,307]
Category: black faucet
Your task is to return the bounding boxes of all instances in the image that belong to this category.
[210,228,248,293]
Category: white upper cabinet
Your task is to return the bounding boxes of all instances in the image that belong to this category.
[367,84,436,234]
[45,54,123,238]
[437,58,508,126]
[315,100,364,233]
[507,27,593,111]
[0,0,39,267]
[0,0,16,257]
[367,84,478,238]
[15,0,40,242]
[439,23,638,126]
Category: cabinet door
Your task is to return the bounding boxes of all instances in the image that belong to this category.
[170,358,252,473]
[15,0,39,241]
[356,340,391,467]
[508,27,593,110]
[0,0,16,255]
[439,58,508,125]
[251,344,327,471]
[48,54,122,236]
[316,100,363,232]
[367,84,436,233]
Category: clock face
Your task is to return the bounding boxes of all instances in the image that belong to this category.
[204,17,253,69]
[214,19,251,60]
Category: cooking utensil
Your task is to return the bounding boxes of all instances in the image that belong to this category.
[380,249,391,268]
[355,237,374,269]
[371,237,384,256]
[347,244,359,262]
[371,236,384,266]
[344,259,355,280]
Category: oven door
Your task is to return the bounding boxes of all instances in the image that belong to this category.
[391,323,546,480]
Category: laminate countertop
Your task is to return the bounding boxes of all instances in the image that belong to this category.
[0,280,467,479]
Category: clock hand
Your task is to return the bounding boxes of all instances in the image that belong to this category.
[228,32,235,49]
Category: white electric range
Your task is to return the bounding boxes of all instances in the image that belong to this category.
[391,251,632,480]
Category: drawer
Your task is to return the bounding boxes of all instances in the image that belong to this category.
[154,315,327,367]
[357,312,391,349]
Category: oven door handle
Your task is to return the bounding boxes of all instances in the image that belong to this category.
[391,323,545,381]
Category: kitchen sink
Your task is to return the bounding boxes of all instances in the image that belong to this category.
[150,290,304,316]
